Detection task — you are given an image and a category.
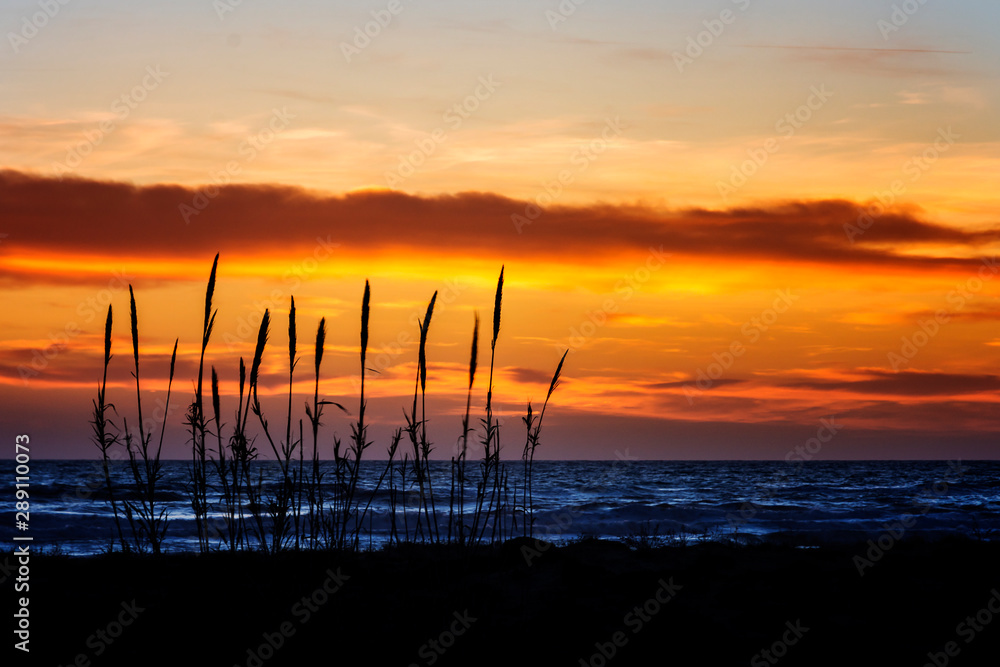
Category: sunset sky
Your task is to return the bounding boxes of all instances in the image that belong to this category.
[3,0,1000,459]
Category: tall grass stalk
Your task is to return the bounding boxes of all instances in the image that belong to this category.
[243,310,271,552]
[304,318,333,548]
[471,266,503,545]
[420,293,440,542]
[210,366,241,551]
[90,305,127,551]
[121,286,172,553]
[287,297,300,549]
[453,314,479,545]
[341,281,372,549]
[405,291,439,542]
[188,253,218,552]
[226,358,252,551]
[251,299,302,552]
[522,350,568,537]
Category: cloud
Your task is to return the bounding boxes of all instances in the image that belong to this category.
[742,45,970,55]
[741,44,970,76]
[2,171,998,284]
[649,378,745,390]
[934,308,1000,323]
[507,366,556,385]
[786,370,1000,396]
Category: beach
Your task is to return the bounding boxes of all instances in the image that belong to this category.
[20,537,1000,666]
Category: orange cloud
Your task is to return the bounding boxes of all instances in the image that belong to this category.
[3,171,999,287]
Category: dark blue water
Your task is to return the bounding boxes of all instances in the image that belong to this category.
[4,459,999,554]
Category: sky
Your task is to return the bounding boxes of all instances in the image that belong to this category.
[2,0,1000,460]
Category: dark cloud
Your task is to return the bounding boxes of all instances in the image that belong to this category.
[926,308,1000,323]
[507,366,556,385]
[649,378,745,390]
[786,370,1000,396]
[2,171,998,283]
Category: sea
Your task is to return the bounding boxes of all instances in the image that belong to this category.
[5,459,999,555]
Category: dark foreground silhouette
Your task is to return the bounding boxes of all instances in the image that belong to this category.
[21,538,1000,666]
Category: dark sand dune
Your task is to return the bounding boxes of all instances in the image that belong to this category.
[25,538,1000,666]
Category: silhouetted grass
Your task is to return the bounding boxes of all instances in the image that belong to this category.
[96,256,565,554]
[522,349,567,536]
[91,305,126,551]
[188,253,217,552]
[119,286,173,553]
